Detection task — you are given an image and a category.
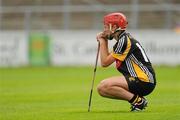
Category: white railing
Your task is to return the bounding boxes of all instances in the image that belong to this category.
[0,4,180,13]
[0,3,180,29]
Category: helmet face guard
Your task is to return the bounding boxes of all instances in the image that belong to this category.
[104,12,128,30]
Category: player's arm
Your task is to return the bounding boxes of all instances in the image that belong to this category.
[96,32,116,67]
[99,40,116,67]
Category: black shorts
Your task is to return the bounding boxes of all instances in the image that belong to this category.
[125,76,156,97]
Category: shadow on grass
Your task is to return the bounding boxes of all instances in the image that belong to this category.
[64,109,151,114]
[88,110,130,113]
[67,110,132,114]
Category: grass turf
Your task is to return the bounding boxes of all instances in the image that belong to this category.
[0,66,180,120]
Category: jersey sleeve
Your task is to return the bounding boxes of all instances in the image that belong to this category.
[111,35,132,61]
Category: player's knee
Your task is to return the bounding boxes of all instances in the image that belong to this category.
[97,83,104,96]
[97,80,111,96]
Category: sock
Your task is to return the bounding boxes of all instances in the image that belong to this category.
[129,95,142,104]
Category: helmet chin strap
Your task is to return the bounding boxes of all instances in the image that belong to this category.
[115,27,121,32]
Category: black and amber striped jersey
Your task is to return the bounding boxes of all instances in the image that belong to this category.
[111,31,156,84]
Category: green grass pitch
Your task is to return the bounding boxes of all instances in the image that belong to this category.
[0,66,180,120]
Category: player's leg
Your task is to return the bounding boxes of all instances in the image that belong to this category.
[97,76,133,101]
[97,76,148,111]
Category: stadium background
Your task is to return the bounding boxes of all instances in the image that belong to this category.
[0,0,180,66]
[0,0,180,120]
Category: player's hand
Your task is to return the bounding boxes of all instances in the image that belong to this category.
[96,32,107,43]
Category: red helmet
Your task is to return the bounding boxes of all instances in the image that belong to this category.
[104,12,128,29]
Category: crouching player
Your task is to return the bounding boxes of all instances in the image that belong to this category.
[96,12,156,111]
